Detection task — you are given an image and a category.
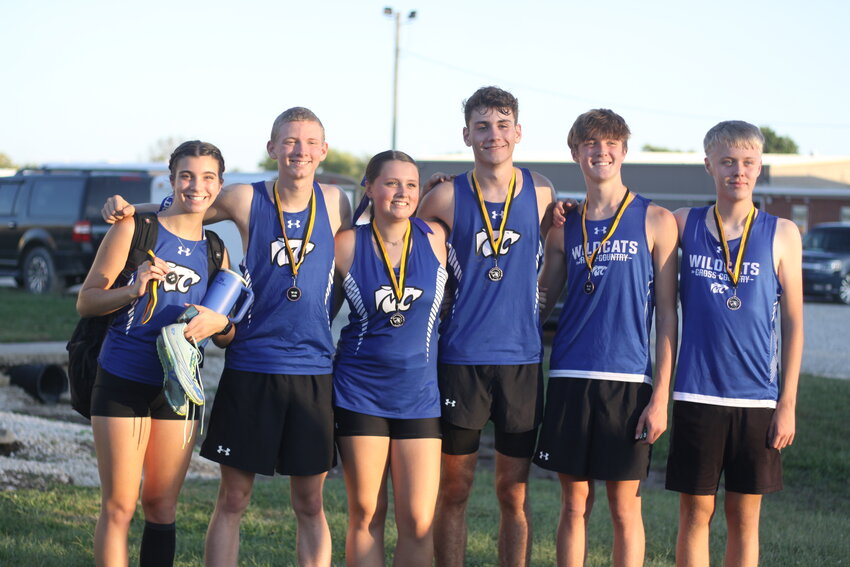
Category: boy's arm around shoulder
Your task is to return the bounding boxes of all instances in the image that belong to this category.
[672,207,692,240]
[331,228,358,318]
[638,204,679,444]
[537,223,567,325]
[417,179,455,233]
[530,171,558,238]
[76,218,169,317]
[320,183,353,234]
[426,221,448,266]
[772,217,804,450]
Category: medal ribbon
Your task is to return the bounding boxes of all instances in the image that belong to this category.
[273,180,316,280]
[580,189,634,276]
[372,220,412,306]
[471,170,516,259]
[713,205,755,289]
[140,250,159,324]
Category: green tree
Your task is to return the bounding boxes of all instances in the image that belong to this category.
[760,126,799,154]
[147,136,184,162]
[259,148,367,179]
[0,152,15,169]
[641,143,682,152]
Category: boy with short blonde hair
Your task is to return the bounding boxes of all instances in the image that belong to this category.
[665,120,803,567]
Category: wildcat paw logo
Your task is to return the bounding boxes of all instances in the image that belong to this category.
[475,229,521,257]
[710,282,729,294]
[374,286,424,313]
[270,239,316,267]
[162,263,202,293]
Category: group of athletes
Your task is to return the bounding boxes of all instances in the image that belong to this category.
[80,85,803,567]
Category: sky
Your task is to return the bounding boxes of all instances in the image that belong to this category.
[3,0,850,173]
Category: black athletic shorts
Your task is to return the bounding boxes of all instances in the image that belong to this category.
[438,363,542,430]
[534,377,652,481]
[665,401,783,495]
[90,366,186,420]
[199,368,335,476]
[334,406,441,439]
[441,422,538,459]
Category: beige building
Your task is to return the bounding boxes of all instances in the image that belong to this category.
[418,151,850,232]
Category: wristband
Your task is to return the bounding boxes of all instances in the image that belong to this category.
[215,320,233,336]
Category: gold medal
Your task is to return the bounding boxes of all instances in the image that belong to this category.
[713,205,755,312]
[580,189,633,294]
[274,181,316,301]
[372,221,412,329]
[471,170,516,282]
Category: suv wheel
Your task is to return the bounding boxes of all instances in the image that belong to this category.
[22,247,62,294]
[838,273,850,306]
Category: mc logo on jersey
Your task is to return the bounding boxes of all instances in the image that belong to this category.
[161,263,202,294]
[270,239,316,267]
[374,285,424,313]
[710,282,729,294]
[475,229,521,257]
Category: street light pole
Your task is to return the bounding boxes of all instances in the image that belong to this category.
[384,7,416,150]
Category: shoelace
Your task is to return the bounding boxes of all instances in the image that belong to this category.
[181,336,205,449]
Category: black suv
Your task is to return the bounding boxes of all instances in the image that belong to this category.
[802,222,850,305]
[0,168,153,293]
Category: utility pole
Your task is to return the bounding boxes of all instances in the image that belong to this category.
[384,7,416,150]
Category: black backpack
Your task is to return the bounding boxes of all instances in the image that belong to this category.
[66,213,225,419]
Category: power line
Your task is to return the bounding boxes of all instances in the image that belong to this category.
[404,50,850,130]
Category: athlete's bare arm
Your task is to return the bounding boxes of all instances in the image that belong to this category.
[425,221,448,267]
[672,207,692,241]
[772,217,803,450]
[332,228,357,319]
[321,183,353,234]
[530,171,557,238]
[101,183,255,254]
[637,203,679,444]
[417,180,455,234]
[537,224,567,324]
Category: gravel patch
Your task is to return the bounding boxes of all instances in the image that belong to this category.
[0,357,226,491]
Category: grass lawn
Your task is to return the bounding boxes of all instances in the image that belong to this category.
[1,374,847,565]
[0,287,79,342]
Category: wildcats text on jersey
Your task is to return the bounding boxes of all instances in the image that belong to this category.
[687,254,760,284]
[570,239,640,264]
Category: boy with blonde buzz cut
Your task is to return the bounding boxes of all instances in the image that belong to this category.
[666,121,803,567]
[101,106,352,567]
[535,109,679,567]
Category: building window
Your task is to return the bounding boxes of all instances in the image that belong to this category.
[791,204,808,233]
[841,206,850,223]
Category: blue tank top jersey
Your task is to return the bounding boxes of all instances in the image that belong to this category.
[439,168,542,365]
[549,194,655,383]
[225,181,335,374]
[100,221,210,385]
[334,222,447,419]
[674,206,781,407]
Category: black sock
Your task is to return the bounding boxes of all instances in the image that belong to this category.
[139,520,176,567]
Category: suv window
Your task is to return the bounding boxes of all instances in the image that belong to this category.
[84,176,151,220]
[804,227,850,253]
[0,182,20,215]
[28,179,85,219]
